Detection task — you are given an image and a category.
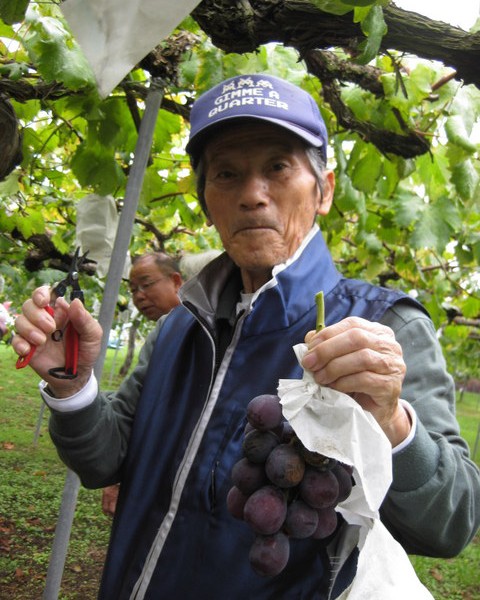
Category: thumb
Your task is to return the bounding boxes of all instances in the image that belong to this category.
[68,298,103,343]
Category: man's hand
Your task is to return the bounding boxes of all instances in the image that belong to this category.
[302,316,411,447]
[102,484,120,517]
[12,286,103,397]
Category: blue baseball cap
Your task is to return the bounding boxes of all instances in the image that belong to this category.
[186,74,328,165]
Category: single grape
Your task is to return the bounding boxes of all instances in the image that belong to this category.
[231,457,267,495]
[312,507,338,539]
[265,443,306,488]
[300,466,339,509]
[226,486,249,520]
[332,463,353,503]
[243,429,279,463]
[249,532,290,577]
[243,485,287,535]
[283,499,319,539]
[279,420,296,443]
[247,394,284,431]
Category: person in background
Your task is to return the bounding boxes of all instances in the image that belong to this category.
[13,74,480,599]
[128,252,183,322]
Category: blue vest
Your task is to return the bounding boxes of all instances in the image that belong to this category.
[99,231,420,599]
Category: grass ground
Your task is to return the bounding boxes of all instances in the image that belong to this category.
[0,342,478,599]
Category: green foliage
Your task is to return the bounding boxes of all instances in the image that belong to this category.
[0,1,479,379]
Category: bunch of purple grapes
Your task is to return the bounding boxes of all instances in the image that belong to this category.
[227,394,354,577]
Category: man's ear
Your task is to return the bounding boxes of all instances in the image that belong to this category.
[171,272,184,291]
[316,170,335,216]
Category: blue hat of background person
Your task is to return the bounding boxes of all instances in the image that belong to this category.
[186,74,328,166]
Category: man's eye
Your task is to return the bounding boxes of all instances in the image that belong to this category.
[216,170,235,179]
[271,162,288,172]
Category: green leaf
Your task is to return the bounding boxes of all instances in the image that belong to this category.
[335,174,366,211]
[392,190,425,228]
[0,173,20,197]
[356,6,387,65]
[351,147,382,193]
[410,200,456,253]
[0,61,29,80]
[462,296,480,319]
[444,115,478,153]
[23,12,95,90]
[451,160,480,200]
[409,63,435,102]
[71,146,125,195]
[16,210,46,239]
[0,0,29,24]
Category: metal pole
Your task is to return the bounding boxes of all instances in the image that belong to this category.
[42,469,80,599]
[33,401,46,446]
[95,78,165,382]
[42,78,165,600]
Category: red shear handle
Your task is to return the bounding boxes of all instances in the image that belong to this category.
[15,305,55,370]
[64,322,79,376]
[47,322,80,379]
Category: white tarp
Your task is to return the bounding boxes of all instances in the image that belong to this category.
[61,0,201,97]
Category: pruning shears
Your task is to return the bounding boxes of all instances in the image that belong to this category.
[16,247,88,379]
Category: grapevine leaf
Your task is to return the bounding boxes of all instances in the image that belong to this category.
[0,173,20,197]
[351,148,382,193]
[0,0,29,25]
[451,160,480,200]
[392,190,425,228]
[16,211,46,239]
[23,12,95,90]
[0,62,29,80]
[355,6,387,65]
[410,199,457,253]
[71,146,125,195]
[462,296,480,319]
[444,115,478,153]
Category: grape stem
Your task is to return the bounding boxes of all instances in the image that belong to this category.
[315,291,325,332]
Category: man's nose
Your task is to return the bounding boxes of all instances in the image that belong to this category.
[239,173,269,209]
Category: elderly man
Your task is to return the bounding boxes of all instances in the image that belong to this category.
[13,74,480,599]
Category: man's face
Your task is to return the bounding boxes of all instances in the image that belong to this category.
[129,255,181,321]
[203,122,329,292]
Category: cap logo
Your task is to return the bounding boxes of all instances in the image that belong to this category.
[187,74,328,164]
[208,77,289,118]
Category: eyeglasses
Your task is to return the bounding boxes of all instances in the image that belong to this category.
[130,277,167,295]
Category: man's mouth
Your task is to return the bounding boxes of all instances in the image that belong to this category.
[234,222,277,234]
